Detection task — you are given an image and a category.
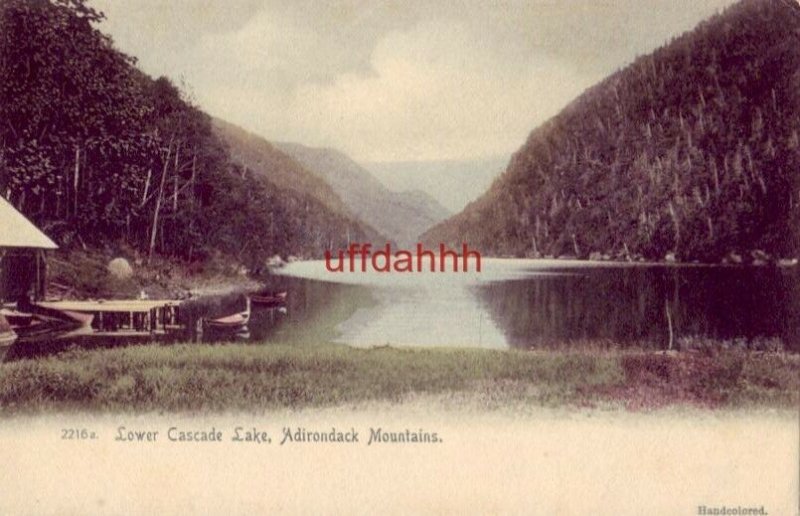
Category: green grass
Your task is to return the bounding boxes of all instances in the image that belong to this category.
[0,342,797,414]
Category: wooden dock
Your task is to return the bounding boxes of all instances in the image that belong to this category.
[36,300,183,335]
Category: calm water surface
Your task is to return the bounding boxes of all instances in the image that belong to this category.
[6,259,797,361]
[269,259,799,350]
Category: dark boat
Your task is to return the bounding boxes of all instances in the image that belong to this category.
[10,303,88,340]
[0,314,17,350]
[202,298,251,334]
[0,330,15,346]
[12,314,80,340]
[204,312,249,330]
[249,291,287,307]
[60,310,95,328]
[0,308,35,327]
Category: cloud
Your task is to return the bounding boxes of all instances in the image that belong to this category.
[89,0,738,162]
[289,21,587,160]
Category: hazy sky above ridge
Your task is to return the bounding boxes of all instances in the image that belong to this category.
[89,0,736,162]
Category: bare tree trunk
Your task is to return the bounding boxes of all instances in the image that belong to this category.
[189,154,196,209]
[172,142,181,212]
[668,201,680,255]
[55,184,61,218]
[141,168,152,206]
[149,139,174,263]
[665,298,674,351]
[190,155,196,191]
[73,146,80,216]
[173,173,179,212]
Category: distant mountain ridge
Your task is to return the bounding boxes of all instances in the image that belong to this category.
[364,156,509,213]
[394,189,451,223]
[212,119,387,248]
[212,119,350,217]
[424,0,800,262]
[274,142,451,248]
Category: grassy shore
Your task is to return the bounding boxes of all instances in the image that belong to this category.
[0,342,797,414]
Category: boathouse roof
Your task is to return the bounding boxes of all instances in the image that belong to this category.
[0,196,58,250]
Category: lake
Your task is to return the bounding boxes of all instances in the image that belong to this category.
[260,259,799,351]
[4,259,796,362]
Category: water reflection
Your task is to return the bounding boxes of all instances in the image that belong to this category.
[276,260,799,351]
[478,266,799,349]
[250,276,374,344]
[4,260,796,361]
[331,284,507,349]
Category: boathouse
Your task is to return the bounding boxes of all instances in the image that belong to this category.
[0,196,58,303]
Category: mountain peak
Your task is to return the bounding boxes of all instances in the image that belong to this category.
[275,143,452,247]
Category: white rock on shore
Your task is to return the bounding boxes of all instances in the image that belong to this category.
[107,257,134,280]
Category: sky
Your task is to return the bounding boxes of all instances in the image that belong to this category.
[89,0,736,163]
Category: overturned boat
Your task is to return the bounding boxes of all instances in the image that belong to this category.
[249,291,287,308]
[200,297,251,338]
[0,313,17,349]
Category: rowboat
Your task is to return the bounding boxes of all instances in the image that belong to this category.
[204,311,249,330]
[0,314,17,348]
[12,315,76,340]
[0,308,34,328]
[0,330,16,361]
[202,297,251,334]
[12,304,90,340]
[60,310,95,329]
[0,331,16,347]
[249,291,287,307]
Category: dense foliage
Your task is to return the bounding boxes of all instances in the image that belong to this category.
[0,0,373,267]
[212,119,387,248]
[425,0,800,261]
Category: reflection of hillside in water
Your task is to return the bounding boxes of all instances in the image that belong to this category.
[477,267,799,350]
[249,276,377,345]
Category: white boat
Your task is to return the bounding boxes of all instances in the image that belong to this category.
[0,314,18,353]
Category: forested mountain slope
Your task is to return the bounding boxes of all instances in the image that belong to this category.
[212,119,346,218]
[365,156,509,213]
[424,0,800,262]
[0,0,373,267]
[213,119,386,245]
[275,142,451,248]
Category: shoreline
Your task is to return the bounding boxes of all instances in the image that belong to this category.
[0,343,796,415]
[47,248,269,302]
